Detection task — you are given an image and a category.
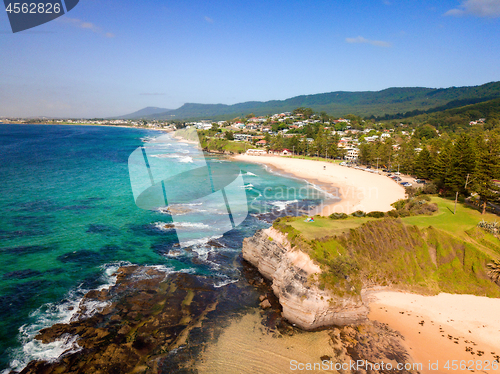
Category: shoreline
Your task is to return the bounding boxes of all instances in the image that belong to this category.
[233,154,406,215]
[1,122,172,132]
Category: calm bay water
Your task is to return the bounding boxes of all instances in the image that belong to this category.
[0,124,326,371]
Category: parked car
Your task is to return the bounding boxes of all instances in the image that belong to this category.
[382,169,390,173]
[400,182,412,187]
[393,177,402,181]
[387,173,392,177]
[416,179,426,184]
[394,172,401,175]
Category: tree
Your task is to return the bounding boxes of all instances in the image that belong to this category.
[470,134,500,214]
[271,133,284,151]
[414,124,438,140]
[225,131,234,140]
[446,134,476,195]
[359,143,375,165]
[414,148,432,179]
[303,108,314,118]
[432,141,452,191]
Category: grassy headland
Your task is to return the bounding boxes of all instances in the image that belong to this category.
[273,196,500,298]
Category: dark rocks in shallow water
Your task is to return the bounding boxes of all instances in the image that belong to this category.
[16,263,417,374]
[57,246,120,266]
[0,229,44,240]
[251,200,315,223]
[0,279,52,315]
[86,224,120,236]
[18,266,236,374]
[2,269,42,280]
[3,244,54,255]
[99,244,121,257]
[57,250,102,265]
[77,197,105,204]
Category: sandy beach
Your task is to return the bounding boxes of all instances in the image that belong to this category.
[368,291,500,373]
[233,154,500,371]
[234,154,406,215]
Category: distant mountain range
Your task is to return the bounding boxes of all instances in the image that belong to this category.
[115,81,500,121]
[113,107,172,120]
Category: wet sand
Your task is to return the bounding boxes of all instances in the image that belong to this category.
[196,311,337,374]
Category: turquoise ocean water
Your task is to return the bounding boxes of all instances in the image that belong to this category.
[0,124,329,371]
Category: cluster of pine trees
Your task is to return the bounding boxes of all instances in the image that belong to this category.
[264,127,346,159]
[361,130,500,213]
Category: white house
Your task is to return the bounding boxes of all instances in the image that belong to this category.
[345,147,359,161]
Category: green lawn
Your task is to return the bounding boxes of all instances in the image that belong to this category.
[223,141,248,154]
[287,216,375,240]
[276,196,500,296]
[284,197,498,241]
[402,196,498,234]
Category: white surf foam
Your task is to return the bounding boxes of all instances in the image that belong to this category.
[6,263,127,373]
[182,234,223,249]
[153,221,211,231]
[270,199,299,211]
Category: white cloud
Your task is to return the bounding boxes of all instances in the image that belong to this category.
[60,17,116,37]
[204,16,214,23]
[445,0,500,18]
[345,36,392,48]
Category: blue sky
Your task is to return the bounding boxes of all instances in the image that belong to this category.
[1,0,500,117]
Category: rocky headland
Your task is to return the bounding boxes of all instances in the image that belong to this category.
[242,227,369,330]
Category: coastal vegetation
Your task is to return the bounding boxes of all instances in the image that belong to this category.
[273,197,500,298]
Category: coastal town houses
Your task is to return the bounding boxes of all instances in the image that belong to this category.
[234,133,253,142]
[245,149,267,156]
[268,149,292,156]
[345,147,360,161]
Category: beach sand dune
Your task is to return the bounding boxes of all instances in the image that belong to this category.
[234,155,405,215]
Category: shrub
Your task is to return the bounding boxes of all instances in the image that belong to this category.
[366,211,386,218]
[487,260,500,284]
[398,210,411,217]
[420,195,431,202]
[387,210,400,218]
[422,182,438,194]
[391,199,406,210]
[405,186,417,197]
[351,210,365,217]
[477,220,499,234]
[329,213,348,220]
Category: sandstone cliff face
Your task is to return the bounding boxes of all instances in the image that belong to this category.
[242,228,368,330]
